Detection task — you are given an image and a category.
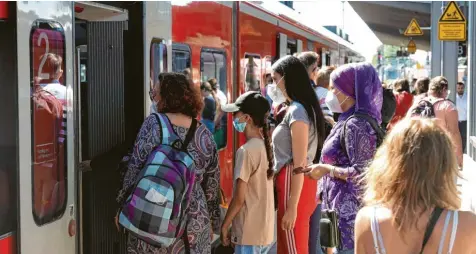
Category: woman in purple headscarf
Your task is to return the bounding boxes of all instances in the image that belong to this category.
[303,63,382,254]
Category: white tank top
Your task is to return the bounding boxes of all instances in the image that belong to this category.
[370,207,458,254]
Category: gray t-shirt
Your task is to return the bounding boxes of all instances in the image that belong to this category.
[272,101,318,173]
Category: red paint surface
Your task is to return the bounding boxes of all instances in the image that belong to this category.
[0,234,16,254]
[0,2,7,20]
[173,2,234,202]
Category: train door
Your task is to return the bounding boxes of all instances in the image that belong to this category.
[16,2,76,254]
[144,1,172,117]
[73,2,171,254]
[74,2,129,254]
[0,3,18,253]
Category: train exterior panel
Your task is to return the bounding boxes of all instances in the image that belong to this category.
[172,1,235,202]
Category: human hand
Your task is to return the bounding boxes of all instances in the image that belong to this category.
[220,226,231,246]
[304,164,330,180]
[281,207,297,231]
[114,210,121,232]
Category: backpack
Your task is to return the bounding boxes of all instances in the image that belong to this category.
[410,98,445,118]
[340,113,386,153]
[381,88,396,128]
[31,87,65,222]
[119,113,198,248]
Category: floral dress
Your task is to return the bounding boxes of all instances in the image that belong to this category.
[117,115,221,254]
[318,109,377,251]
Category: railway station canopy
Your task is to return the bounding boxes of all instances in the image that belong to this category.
[349,1,431,51]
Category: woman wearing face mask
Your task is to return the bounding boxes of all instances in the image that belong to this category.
[270,56,327,254]
[304,63,383,254]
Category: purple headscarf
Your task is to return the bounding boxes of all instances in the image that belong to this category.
[330,62,383,123]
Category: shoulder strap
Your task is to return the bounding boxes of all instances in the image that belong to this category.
[370,207,386,254]
[155,113,198,151]
[340,115,356,152]
[421,207,444,253]
[153,113,165,144]
[437,210,453,254]
[340,113,385,152]
[182,118,197,150]
[448,211,458,253]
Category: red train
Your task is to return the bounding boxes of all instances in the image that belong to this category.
[0,1,361,253]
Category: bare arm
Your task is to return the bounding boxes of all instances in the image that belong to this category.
[288,121,309,210]
[446,107,463,167]
[354,207,371,254]
[221,179,247,230]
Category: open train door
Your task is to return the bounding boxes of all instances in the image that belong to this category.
[16,2,76,254]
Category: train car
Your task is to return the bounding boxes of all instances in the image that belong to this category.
[0,1,363,254]
[171,1,356,203]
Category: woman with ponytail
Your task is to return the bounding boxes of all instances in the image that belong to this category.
[269,55,326,254]
[219,91,275,253]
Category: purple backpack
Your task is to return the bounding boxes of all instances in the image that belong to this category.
[119,113,197,249]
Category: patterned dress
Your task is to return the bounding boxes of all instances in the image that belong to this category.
[117,115,221,254]
[318,108,377,251]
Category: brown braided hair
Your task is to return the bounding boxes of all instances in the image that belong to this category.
[248,111,274,179]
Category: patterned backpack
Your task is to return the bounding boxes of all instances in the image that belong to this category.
[119,113,198,248]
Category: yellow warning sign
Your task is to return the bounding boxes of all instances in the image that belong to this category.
[439,1,465,22]
[438,1,467,41]
[404,18,423,36]
[407,40,416,54]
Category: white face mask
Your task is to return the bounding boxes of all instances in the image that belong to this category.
[266,76,287,105]
[325,90,347,113]
[150,101,158,114]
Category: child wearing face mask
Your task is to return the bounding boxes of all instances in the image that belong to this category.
[220,91,275,254]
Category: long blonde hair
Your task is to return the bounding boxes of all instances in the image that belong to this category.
[362,118,461,232]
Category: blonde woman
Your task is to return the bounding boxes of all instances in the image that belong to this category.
[355,118,476,254]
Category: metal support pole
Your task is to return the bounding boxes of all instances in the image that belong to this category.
[442,41,458,102]
[467,1,476,158]
[431,1,443,77]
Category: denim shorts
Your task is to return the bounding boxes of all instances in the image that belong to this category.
[235,244,273,254]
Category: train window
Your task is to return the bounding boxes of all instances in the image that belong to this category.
[200,49,228,150]
[262,56,272,88]
[150,39,167,89]
[243,54,261,92]
[29,20,68,225]
[80,64,86,82]
[172,43,191,73]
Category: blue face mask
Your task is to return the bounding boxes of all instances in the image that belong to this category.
[233,116,247,133]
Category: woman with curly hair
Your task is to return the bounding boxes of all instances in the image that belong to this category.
[116,72,221,254]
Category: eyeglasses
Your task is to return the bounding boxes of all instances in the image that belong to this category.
[149,90,156,101]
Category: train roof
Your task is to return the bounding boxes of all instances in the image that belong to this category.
[243,1,363,58]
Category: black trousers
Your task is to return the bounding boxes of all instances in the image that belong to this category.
[459,120,467,153]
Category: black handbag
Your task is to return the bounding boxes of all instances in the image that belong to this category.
[319,180,341,248]
[319,208,340,248]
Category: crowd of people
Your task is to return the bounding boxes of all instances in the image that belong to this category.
[114,52,476,254]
